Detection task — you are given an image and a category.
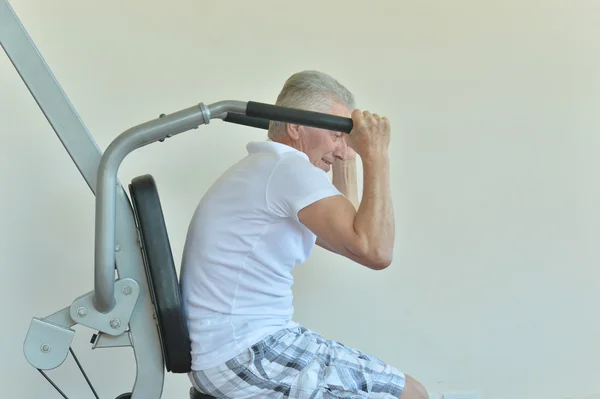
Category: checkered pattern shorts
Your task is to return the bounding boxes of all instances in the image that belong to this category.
[190,325,406,398]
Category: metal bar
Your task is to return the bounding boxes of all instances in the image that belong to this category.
[94,100,246,313]
[0,0,101,194]
[112,188,165,398]
[44,307,76,328]
[204,100,247,119]
[94,104,207,312]
[92,332,132,349]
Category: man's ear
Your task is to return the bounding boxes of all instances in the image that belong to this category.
[286,123,301,140]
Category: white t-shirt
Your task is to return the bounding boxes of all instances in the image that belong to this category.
[180,140,342,371]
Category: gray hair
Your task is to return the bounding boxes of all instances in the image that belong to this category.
[268,70,356,139]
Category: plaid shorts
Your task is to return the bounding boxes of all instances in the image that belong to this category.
[190,325,406,398]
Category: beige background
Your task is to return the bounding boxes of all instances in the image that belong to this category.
[1,0,599,398]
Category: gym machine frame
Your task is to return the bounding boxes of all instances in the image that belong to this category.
[1,1,353,398]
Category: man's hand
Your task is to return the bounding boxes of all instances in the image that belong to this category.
[345,110,391,158]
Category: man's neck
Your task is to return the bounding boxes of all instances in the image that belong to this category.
[270,135,303,152]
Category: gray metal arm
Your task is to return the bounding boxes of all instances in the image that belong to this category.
[93,100,247,312]
[0,0,101,193]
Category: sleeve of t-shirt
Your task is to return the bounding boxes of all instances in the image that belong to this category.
[266,153,343,220]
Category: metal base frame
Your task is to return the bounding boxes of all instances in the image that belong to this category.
[1,1,165,397]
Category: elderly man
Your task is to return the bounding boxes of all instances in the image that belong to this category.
[180,70,428,399]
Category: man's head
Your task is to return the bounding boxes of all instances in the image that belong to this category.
[268,70,356,172]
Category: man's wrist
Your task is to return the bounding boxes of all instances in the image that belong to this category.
[334,157,357,168]
[361,149,389,165]
[332,157,359,209]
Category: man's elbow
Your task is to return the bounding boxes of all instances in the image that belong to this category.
[364,249,393,270]
[348,237,393,270]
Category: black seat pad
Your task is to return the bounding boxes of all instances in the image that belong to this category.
[129,174,192,373]
[189,387,216,399]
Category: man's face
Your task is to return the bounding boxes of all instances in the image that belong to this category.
[296,102,351,172]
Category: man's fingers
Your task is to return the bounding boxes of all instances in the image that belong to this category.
[361,110,382,122]
[381,116,390,128]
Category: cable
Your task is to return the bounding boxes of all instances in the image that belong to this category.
[35,346,100,399]
[37,369,69,399]
[70,347,100,399]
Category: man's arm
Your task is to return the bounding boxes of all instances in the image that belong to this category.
[301,153,394,269]
[299,110,394,270]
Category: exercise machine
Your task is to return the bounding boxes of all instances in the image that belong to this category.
[1,1,353,398]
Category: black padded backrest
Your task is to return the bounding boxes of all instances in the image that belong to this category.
[128,174,192,374]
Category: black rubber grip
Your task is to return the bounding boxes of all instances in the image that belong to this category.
[223,113,270,130]
[245,101,353,133]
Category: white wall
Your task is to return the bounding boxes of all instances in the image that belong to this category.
[1,0,599,398]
